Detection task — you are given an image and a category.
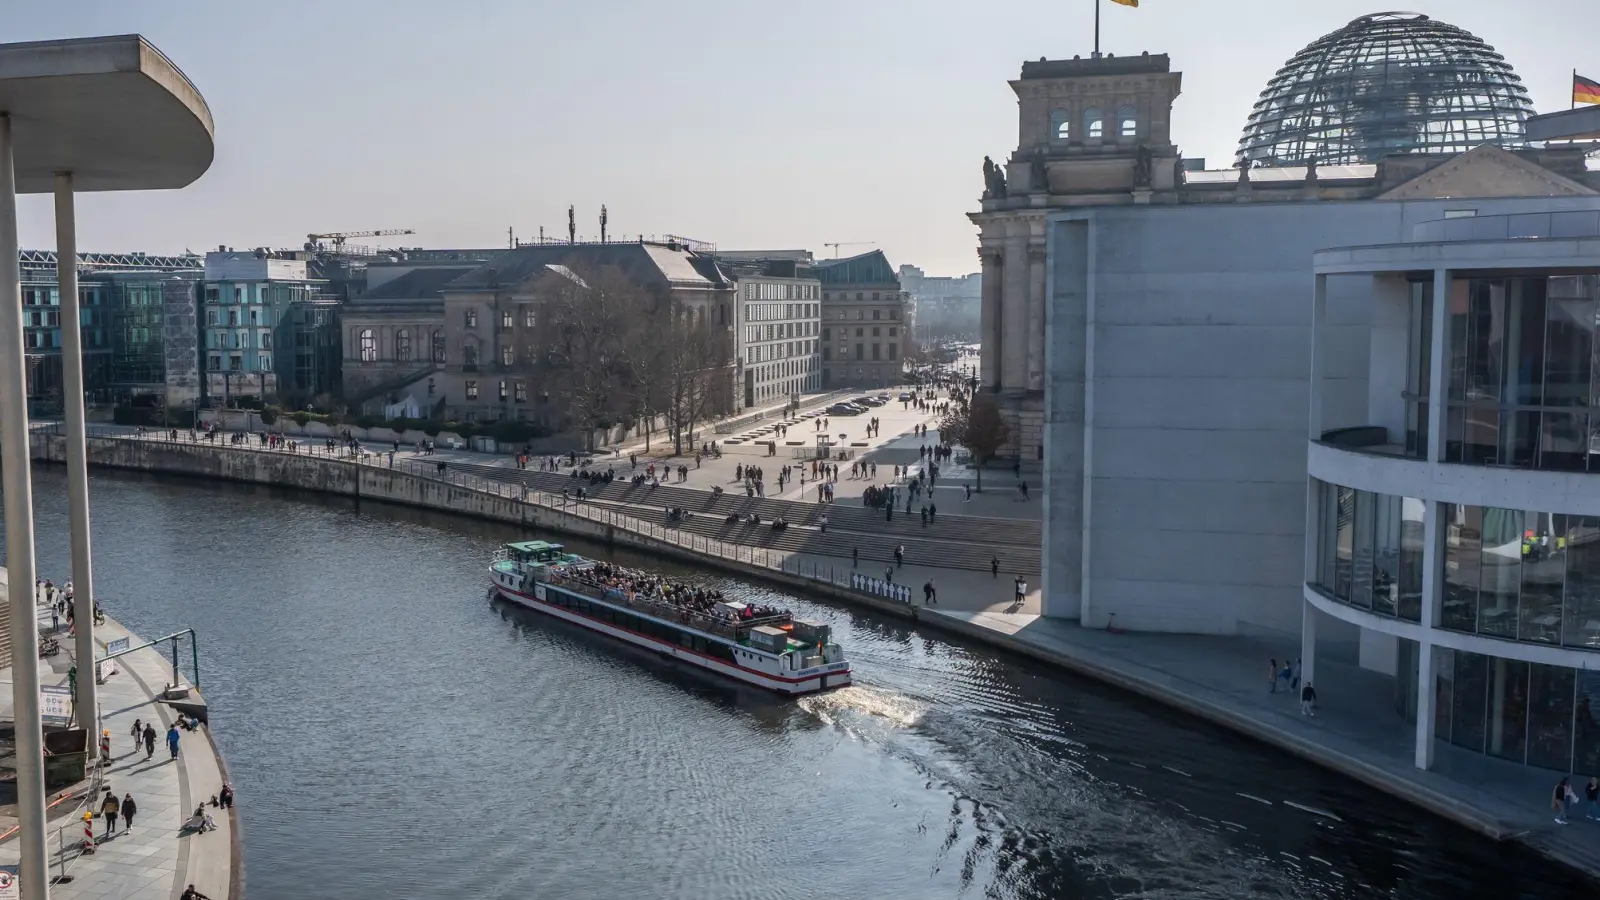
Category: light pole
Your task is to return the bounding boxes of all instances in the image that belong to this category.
[54,174,98,756]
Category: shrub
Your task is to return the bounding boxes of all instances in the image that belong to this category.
[259,405,280,426]
[353,414,382,429]
[422,421,442,436]
[490,420,545,444]
[292,411,311,427]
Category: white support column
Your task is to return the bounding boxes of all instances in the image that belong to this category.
[1002,237,1030,392]
[1308,273,1328,440]
[0,114,50,900]
[1300,598,1317,690]
[56,172,99,754]
[1426,268,1449,463]
[1415,499,1445,769]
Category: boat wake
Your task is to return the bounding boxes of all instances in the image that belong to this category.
[798,684,928,730]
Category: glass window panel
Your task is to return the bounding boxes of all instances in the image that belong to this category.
[1318,480,1338,593]
[1334,486,1355,602]
[1563,516,1600,649]
[1352,490,1375,609]
[1451,651,1488,753]
[1442,504,1482,632]
[1444,405,1466,463]
[1398,498,1425,621]
[1544,288,1593,409]
[1372,493,1400,616]
[1576,671,1600,774]
[1527,663,1575,772]
[1504,276,1546,406]
[1505,410,1539,468]
[1486,657,1529,763]
[1467,279,1505,403]
[1459,405,1500,464]
[1518,510,1563,643]
[1538,412,1588,472]
[1446,279,1471,403]
[1478,507,1523,637]
[1434,647,1455,746]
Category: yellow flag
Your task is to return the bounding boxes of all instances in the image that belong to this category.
[1110,0,1138,6]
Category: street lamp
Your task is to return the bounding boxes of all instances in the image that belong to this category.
[0,35,213,900]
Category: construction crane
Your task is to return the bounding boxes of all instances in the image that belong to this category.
[306,229,415,252]
[824,241,875,258]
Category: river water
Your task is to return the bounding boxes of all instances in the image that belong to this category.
[6,466,1587,899]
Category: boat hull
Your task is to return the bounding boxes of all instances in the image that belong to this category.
[492,579,852,696]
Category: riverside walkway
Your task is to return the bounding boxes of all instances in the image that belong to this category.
[0,569,233,900]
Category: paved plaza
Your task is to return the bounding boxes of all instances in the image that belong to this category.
[0,571,232,900]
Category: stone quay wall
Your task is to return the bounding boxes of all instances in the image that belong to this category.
[26,432,924,625]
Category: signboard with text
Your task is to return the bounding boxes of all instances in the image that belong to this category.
[39,686,71,726]
[96,637,130,683]
[0,865,19,900]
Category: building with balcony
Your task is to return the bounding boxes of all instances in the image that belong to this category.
[818,250,907,388]
[712,251,822,409]
[1306,209,1600,777]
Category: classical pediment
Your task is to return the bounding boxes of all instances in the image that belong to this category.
[1379,144,1597,200]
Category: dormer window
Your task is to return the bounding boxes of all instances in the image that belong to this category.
[1084,107,1104,140]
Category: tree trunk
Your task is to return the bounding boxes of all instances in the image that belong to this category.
[975,458,983,493]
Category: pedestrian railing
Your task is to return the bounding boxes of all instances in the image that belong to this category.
[46,426,909,608]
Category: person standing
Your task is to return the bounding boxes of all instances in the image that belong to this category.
[1299,682,1316,716]
[1268,658,1279,693]
[894,544,905,568]
[991,556,1000,579]
[142,722,157,759]
[100,790,120,836]
[1013,575,1027,607]
[923,580,937,606]
[1587,777,1599,820]
[121,792,138,831]
[1555,776,1577,824]
[167,723,181,760]
[851,547,859,568]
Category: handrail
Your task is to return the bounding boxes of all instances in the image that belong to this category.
[99,627,200,688]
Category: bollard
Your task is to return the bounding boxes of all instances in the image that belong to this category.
[81,811,94,854]
[98,730,110,764]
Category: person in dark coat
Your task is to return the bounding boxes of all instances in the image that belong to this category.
[121,793,138,830]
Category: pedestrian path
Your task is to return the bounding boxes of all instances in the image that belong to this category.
[0,569,233,900]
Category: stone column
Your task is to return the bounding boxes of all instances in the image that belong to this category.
[1026,245,1047,393]
[1415,499,1445,769]
[979,249,1002,390]
[1002,237,1031,391]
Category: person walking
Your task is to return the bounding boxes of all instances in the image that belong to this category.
[121,792,137,831]
[991,556,1000,579]
[1585,777,1599,821]
[1268,658,1279,693]
[1299,682,1316,716]
[142,722,157,759]
[100,789,120,836]
[130,718,143,752]
[923,580,937,606]
[167,722,181,760]
[894,544,905,568]
[1555,776,1577,824]
[1013,575,1026,607]
[851,546,859,568]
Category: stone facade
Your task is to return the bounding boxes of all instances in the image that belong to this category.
[818,250,908,389]
[970,52,1600,467]
[339,264,465,414]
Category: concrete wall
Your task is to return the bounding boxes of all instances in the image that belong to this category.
[1046,194,1600,635]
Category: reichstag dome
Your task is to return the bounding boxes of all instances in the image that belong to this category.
[1236,11,1535,167]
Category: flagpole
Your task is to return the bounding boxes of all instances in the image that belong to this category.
[1094,0,1101,57]
[1575,69,1578,110]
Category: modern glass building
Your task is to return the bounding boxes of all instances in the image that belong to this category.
[1307,210,1600,775]
[1238,12,1535,168]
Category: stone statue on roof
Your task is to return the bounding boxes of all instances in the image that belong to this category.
[1031,147,1050,193]
[982,155,1009,199]
[1134,144,1153,187]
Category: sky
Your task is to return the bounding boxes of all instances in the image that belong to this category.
[9,0,1598,276]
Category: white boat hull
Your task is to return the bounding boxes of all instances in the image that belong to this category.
[492,579,853,696]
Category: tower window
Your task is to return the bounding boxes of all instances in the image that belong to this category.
[1117,106,1137,139]
[1050,109,1070,141]
[1085,107,1103,140]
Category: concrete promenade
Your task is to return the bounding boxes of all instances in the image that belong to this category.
[0,569,234,900]
[30,418,1600,884]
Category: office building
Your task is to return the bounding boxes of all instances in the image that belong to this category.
[818,250,908,388]
[713,250,822,409]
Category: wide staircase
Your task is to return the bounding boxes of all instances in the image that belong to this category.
[447,461,1042,575]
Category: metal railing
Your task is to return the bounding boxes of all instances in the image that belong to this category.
[99,628,200,689]
[45,425,913,608]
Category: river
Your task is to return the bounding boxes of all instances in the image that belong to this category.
[6,466,1587,899]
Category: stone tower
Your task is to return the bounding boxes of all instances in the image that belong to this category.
[968,52,1183,463]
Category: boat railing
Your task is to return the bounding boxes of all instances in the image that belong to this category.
[541,573,791,641]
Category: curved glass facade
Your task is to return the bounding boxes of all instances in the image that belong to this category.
[1310,481,1424,622]
[1237,12,1533,167]
[1401,274,1600,471]
[1434,648,1600,773]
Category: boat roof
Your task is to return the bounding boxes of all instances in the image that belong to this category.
[507,540,565,553]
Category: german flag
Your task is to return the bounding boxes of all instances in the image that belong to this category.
[1576,74,1600,105]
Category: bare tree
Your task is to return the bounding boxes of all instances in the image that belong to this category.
[526,263,642,450]
[937,393,1010,492]
[659,301,723,456]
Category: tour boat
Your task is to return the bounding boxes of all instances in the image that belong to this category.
[489,540,852,695]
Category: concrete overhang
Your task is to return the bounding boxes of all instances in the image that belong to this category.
[0,34,213,193]
[1527,106,1600,143]
[1313,237,1600,275]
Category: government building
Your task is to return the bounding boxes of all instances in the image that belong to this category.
[1002,11,1600,776]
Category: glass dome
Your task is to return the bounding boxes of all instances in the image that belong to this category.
[1236,12,1534,167]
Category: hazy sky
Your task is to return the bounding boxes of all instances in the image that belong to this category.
[10,1,1597,275]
